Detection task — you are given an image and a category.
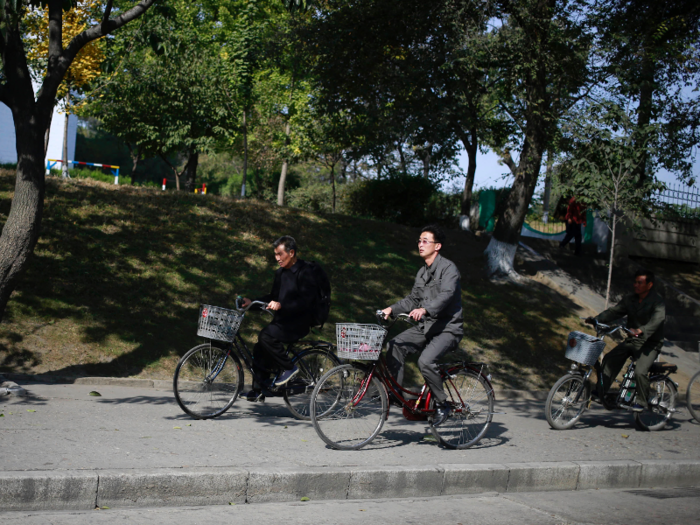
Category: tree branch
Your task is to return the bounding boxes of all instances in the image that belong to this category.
[48,0,63,63]
[64,0,155,65]
[160,154,183,178]
[499,149,517,173]
[101,0,114,30]
[38,0,156,110]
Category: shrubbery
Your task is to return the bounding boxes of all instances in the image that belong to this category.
[345,173,439,226]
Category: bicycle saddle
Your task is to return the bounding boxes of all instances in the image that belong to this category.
[648,362,678,374]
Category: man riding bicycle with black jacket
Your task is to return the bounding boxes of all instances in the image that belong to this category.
[241,236,317,402]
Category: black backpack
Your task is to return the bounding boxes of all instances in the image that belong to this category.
[305,261,332,328]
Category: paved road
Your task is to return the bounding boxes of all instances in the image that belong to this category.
[1,383,698,472]
[2,486,699,524]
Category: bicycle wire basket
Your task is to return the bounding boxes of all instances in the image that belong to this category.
[197,304,244,342]
[565,331,606,366]
[336,323,388,361]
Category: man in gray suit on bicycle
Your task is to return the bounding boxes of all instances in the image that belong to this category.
[381,225,463,427]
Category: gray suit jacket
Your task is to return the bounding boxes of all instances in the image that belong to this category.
[390,254,464,336]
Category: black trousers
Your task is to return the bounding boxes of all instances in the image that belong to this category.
[560,222,582,255]
[252,328,295,387]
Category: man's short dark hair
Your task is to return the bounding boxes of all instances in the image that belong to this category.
[421,224,446,245]
[635,269,655,285]
[273,235,297,254]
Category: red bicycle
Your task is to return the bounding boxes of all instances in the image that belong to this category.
[310,311,495,450]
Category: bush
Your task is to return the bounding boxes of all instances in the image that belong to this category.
[287,182,344,214]
[425,191,461,228]
[345,173,437,226]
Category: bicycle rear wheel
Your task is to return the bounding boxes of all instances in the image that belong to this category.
[283,348,340,420]
[686,371,700,423]
[173,342,243,419]
[310,364,387,450]
[430,368,494,449]
[545,373,590,430]
[635,377,677,431]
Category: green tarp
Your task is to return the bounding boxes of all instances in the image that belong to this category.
[478,190,496,232]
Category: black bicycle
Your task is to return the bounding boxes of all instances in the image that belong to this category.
[545,319,678,431]
[173,298,340,420]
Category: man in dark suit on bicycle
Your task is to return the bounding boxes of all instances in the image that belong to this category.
[381,225,463,427]
[241,236,317,402]
[587,269,665,412]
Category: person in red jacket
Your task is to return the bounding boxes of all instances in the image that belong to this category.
[559,197,586,256]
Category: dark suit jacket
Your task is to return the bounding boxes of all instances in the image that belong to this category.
[256,259,316,342]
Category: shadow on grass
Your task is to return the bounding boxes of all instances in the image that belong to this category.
[0,174,588,394]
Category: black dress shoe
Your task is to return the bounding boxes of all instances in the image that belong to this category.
[432,402,452,427]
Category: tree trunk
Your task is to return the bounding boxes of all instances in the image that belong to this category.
[183,149,199,193]
[44,107,54,158]
[0,113,48,321]
[484,126,546,281]
[422,142,432,179]
[61,93,70,179]
[330,163,336,213]
[277,121,291,206]
[127,143,140,186]
[635,54,655,189]
[459,129,478,226]
[241,109,248,198]
[605,213,617,309]
[397,141,407,175]
[543,155,552,223]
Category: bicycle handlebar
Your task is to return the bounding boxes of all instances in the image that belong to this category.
[375,310,417,328]
[236,297,273,316]
[581,317,636,337]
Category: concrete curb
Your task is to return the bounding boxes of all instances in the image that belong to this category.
[2,459,699,511]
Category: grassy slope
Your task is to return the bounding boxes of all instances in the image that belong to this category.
[0,171,588,390]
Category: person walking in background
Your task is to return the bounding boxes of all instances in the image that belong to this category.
[559,196,586,256]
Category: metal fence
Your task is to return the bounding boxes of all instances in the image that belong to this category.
[656,183,700,222]
[524,217,567,234]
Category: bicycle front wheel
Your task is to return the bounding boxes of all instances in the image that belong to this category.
[635,377,677,431]
[430,368,494,449]
[283,348,340,420]
[545,373,590,430]
[686,371,700,423]
[173,342,243,419]
[310,364,387,450]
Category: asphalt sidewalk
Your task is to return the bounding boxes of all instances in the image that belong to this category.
[2,250,699,512]
[1,381,699,511]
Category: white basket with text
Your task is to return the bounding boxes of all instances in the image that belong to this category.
[197,304,244,342]
[336,323,388,361]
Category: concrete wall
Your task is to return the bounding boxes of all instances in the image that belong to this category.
[45,110,78,167]
[0,102,77,168]
[615,217,699,264]
[0,103,16,164]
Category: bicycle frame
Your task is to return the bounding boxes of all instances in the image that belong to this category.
[204,331,330,394]
[346,355,494,420]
